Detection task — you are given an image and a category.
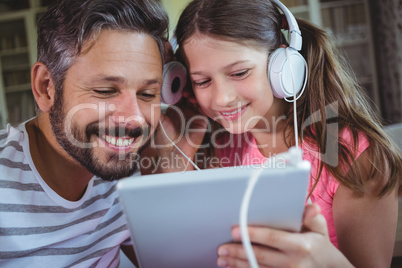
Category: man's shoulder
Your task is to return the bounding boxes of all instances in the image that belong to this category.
[0,123,27,161]
[0,123,32,179]
[0,123,25,147]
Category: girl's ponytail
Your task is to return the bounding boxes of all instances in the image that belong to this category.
[295,19,401,196]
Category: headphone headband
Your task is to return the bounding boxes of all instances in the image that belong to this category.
[162,0,307,105]
[271,0,302,51]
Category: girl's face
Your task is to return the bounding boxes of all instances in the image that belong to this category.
[183,33,278,134]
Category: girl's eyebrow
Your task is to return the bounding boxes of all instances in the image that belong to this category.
[190,60,250,76]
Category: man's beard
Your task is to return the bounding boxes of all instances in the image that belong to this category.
[49,91,150,181]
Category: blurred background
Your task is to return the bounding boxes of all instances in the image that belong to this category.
[0,0,400,128]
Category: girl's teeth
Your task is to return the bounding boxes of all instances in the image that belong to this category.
[104,135,134,147]
[222,107,242,115]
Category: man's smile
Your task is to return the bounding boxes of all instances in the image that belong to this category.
[102,135,135,147]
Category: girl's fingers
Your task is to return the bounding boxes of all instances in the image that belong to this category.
[217,243,285,267]
[231,225,303,253]
[217,256,251,268]
[301,204,329,236]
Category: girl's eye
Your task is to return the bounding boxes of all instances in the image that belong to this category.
[193,79,211,88]
[231,70,250,79]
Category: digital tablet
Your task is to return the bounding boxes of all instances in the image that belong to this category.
[117,160,311,268]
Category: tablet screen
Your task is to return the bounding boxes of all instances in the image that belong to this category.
[117,161,310,268]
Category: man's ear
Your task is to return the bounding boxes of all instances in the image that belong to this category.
[31,62,56,113]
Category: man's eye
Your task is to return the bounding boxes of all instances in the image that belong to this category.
[138,92,157,100]
[141,93,156,98]
[93,89,116,96]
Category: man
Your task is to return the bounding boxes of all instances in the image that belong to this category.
[0,0,168,266]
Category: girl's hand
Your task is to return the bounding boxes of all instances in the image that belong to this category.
[217,203,354,268]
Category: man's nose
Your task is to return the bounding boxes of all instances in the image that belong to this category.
[111,91,145,127]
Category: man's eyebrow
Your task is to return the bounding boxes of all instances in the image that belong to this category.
[143,78,163,86]
[90,75,126,84]
[88,76,163,86]
[190,60,249,76]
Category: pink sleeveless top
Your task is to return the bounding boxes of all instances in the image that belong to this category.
[217,129,370,247]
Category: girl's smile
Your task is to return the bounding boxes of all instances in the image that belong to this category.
[218,104,249,121]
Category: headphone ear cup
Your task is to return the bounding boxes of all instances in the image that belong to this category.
[161,61,187,105]
[268,47,307,99]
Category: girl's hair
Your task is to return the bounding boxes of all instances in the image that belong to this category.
[37,0,169,93]
[175,0,401,196]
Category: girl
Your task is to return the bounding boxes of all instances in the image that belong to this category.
[165,0,402,267]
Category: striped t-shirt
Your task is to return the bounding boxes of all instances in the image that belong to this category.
[0,122,132,267]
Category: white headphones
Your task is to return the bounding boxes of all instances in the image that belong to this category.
[268,0,307,100]
[161,0,307,105]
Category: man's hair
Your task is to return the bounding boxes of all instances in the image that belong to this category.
[37,0,169,92]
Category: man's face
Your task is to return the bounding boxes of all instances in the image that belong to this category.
[49,29,162,180]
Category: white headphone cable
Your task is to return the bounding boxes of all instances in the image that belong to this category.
[286,47,299,148]
[158,119,201,171]
[284,59,308,103]
[239,163,266,268]
[239,47,303,268]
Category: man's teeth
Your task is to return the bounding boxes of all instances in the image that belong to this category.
[222,107,242,115]
[104,135,135,146]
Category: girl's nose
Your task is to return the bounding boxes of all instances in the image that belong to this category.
[212,80,237,108]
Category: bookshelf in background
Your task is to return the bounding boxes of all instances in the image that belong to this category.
[0,0,382,128]
[0,0,49,128]
[282,0,379,112]
[319,0,379,109]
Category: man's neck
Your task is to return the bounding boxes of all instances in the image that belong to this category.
[26,115,93,201]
